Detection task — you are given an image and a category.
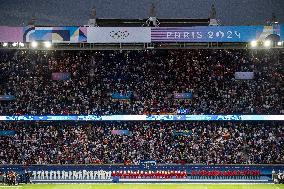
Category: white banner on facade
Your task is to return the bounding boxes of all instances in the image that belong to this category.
[235,72,254,80]
[87,27,151,43]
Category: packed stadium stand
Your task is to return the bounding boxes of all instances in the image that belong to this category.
[0,47,283,185]
[0,49,282,115]
[0,6,283,186]
[0,121,283,165]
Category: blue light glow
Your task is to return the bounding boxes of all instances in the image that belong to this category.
[0,115,283,121]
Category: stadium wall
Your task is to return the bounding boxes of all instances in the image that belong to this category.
[0,25,283,43]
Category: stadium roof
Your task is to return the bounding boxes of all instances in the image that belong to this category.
[94,18,210,27]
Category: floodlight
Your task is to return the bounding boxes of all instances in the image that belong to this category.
[264,40,271,47]
[31,41,38,48]
[12,42,18,47]
[277,41,282,46]
[250,40,257,47]
[19,42,24,47]
[3,42,8,47]
[44,41,52,48]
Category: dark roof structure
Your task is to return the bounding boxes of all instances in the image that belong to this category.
[94,18,210,27]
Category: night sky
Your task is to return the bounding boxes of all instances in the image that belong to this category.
[0,0,283,26]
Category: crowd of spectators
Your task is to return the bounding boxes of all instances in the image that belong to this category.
[0,49,283,115]
[0,49,283,165]
[0,121,283,165]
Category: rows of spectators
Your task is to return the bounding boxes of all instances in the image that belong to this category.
[0,49,283,115]
[0,121,283,165]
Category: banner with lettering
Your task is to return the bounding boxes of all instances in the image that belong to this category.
[151,25,281,42]
[0,25,283,43]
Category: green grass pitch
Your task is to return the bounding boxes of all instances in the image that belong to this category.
[0,184,284,189]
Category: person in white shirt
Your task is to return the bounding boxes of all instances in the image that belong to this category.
[40,170,45,180]
[89,171,94,180]
[53,170,57,180]
[86,171,90,180]
[68,171,72,180]
[72,171,77,180]
[45,171,49,179]
[64,171,68,180]
[56,171,61,180]
[101,170,106,180]
[93,171,98,179]
[272,169,276,181]
[49,171,53,180]
[106,171,111,180]
[83,170,88,180]
[78,171,82,180]
[32,171,37,180]
[61,171,65,179]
